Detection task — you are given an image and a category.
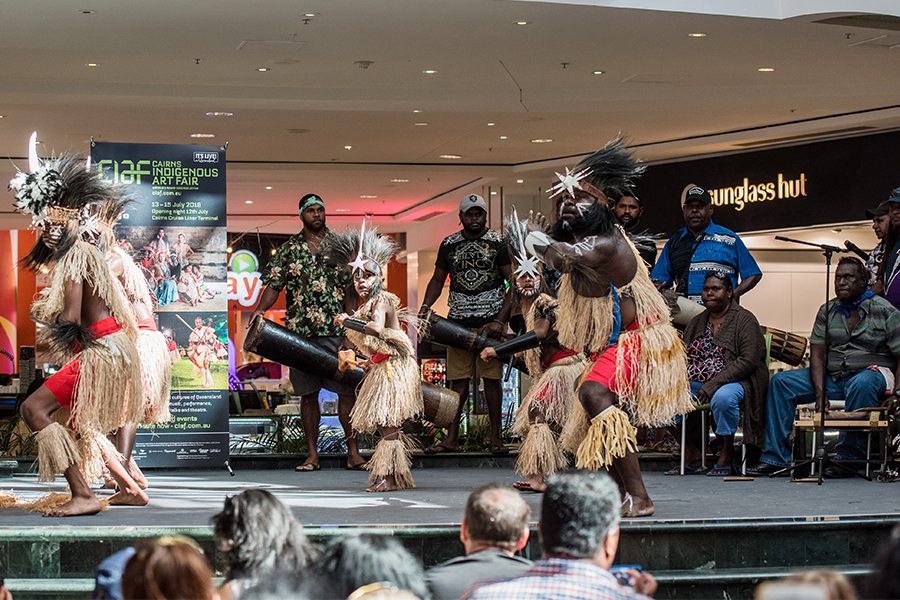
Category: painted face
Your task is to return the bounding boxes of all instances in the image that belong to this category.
[557,189,596,224]
[353,267,381,299]
[41,222,65,248]
[194,318,204,327]
[515,272,540,297]
[701,276,732,313]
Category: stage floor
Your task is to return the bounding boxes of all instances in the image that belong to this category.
[0,466,897,528]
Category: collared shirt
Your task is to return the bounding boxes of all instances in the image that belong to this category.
[260,228,351,337]
[426,549,532,600]
[810,294,900,377]
[463,558,652,600]
[651,222,761,303]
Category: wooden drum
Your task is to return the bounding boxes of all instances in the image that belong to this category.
[422,384,461,429]
[761,326,808,366]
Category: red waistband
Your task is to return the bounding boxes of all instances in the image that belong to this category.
[137,316,157,331]
[371,352,394,364]
[88,316,123,337]
[587,321,640,361]
[542,348,578,369]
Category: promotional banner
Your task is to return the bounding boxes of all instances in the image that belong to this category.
[634,130,900,236]
[92,142,229,468]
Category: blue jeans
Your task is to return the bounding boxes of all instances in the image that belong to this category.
[690,381,743,436]
[759,368,886,467]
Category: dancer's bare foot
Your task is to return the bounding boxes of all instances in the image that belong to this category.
[126,458,149,489]
[513,474,546,493]
[108,487,149,507]
[622,494,654,518]
[366,476,399,493]
[43,495,102,517]
[100,476,117,490]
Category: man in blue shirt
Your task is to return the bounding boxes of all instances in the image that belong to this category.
[651,184,762,303]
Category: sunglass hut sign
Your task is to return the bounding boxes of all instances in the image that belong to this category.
[709,173,807,211]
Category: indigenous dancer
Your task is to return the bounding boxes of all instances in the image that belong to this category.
[188,317,217,388]
[525,139,693,517]
[480,212,584,492]
[10,136,147,516]
[327,225,423,492]
[104,216,173,489]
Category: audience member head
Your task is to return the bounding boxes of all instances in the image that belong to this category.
[539,471,620,568]
[211,489,315,581]
[865,524,900,599]
[615,195,643,231]
[121,535,215,600]
[316,533,428,600]
[462,482,531,554]
[866,204,890,240]
[93,546,136,600]
[701,270,734,313]
[834,257,867,304]
[756,570,857,600]
[237,573,313,600]
[681,184,714,235]
[887,190,900,231]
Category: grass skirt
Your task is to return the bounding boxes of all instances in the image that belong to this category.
[74,330,143,433]
[135,329,173,424]
[575,406,638,469]
[36,422,80,482]
[513,354,583,437]
[515,422,568,479]
[367,434,416,489]
[351,353,422,433]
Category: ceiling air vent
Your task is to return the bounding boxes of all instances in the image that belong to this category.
[413,211,446,222]
[734,126,874,148]
[236,40,306,54]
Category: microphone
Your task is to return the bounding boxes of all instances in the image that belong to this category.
[844,240,869,261]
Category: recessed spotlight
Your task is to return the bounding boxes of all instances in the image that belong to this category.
[391,179,409,183]
[190,133,216,138]
[515,21,530,25]
[415,122,428,126]
[688,33,707,37]
[423,70,437,74]
[85,63,99,67]
[245,200,253,204]
[499,136,508,140]
[78,9,97,14]
[831,228,842,233]
[257,67,270,72]
[344,145,352,149]
[206,112,233,117]
[360,195,377,199]
[592,70,604,75]
[490,191,498,195]
[265,186,272,190]
[487,122,495,126]
[439,154,463,159]
[516,179,524,184]
[413,110,421,113]
[0,115,4,119]
[304,12,320,17]
[758,67,775,72]
[531,139,553,143]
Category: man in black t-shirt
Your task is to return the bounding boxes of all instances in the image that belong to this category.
[421,194,513,454]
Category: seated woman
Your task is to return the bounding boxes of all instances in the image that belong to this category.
[153,254,178,307]
[191,266,217,300]
[179,266,200,306]
[676,270,769,476]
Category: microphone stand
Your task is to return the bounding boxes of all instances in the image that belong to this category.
[771,236,869,483]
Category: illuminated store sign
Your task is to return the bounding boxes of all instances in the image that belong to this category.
[709,173,807,211]
[227,250,263,307]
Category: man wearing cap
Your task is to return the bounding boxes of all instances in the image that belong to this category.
[615,194,657,267]
[249,194,366,471]
[421,194,513,454]
[877,190,900,309]
[651,184,762,303]
[866,202,889,294]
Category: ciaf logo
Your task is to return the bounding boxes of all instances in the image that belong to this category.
[227,250,262,307]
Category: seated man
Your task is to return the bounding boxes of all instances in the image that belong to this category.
[671,271,768,476]
[426,482,532,600]
[748,257,900,478]
[463,472,657,600]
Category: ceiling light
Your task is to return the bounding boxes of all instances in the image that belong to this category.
[206,112,233,117]
[531,139,553,143]
[592,70,604,75]
[360,195,378,199]
[758,67,775,72]
[439,154,462,159]
[265,186,272,190]
[688,33,706,37]
[516,179,524,184]
[499,136,508,140]
[515,21,530,25]
[0,115,4,119]
[344,145,352,149]
[190,133,216,138]
[423,70,437,74]
[79,9,96,14]
[257,67,269,72]
[487,122,495,126]
[304,12,320,17]
[415,122,428,126]
[490,191,498,195]
[831,228,842,233]
[391,179,409,183]
[245,200,253,204]
[85,63,99,67]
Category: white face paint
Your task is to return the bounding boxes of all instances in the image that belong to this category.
[42,223,64,248]
[353,268,380,299]
[516,272,540,297]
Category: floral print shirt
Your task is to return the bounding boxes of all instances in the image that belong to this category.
[261,229,351,337]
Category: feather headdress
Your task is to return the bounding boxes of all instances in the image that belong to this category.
[506,208,542,281]
[321,221,398,295]
[572,137,645,201]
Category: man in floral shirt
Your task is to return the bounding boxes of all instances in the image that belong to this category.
[249,194,365,471]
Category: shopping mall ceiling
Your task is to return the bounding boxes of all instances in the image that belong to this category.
[2,1,900,234]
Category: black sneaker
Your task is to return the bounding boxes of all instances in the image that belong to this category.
[822,465,857,479]
[746,462,788,477]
